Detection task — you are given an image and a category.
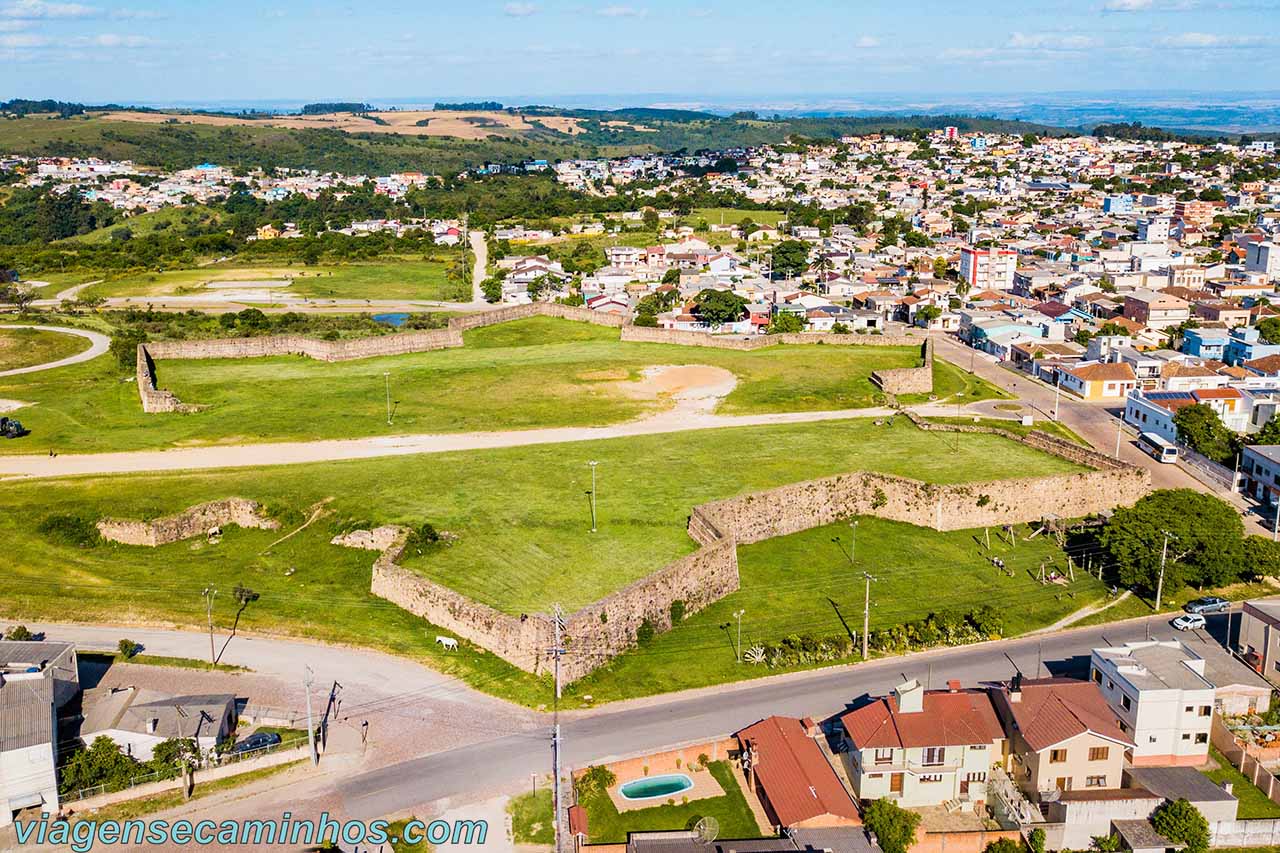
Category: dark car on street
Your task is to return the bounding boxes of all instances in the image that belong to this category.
[228,731,282,755]
[1183,596,1230,614]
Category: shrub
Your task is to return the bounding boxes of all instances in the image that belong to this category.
[983,840,1024,853]
[636,619,656,646]
[405,522,442,550]
[3,625,33,641]
[117,639,141,659]
[872,488,887,509]
[863,798,921,853]
[670,600,686,623]
[1029,827,1046,853]
[1151,799,1209,853]
[108,328,147,371]
[38,514,100,548]
[574,765,617,797]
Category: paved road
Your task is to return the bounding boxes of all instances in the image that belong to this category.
[336,609,1242,819]
[0,324,110,378]
[470,228,488,303]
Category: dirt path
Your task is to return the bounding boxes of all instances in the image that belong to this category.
[1031,590,1133,634]
[470,229,488,303]
[0,324,110,378]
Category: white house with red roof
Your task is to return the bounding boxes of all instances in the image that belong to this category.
[840,679,1005,809]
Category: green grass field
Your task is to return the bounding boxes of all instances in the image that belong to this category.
[508,789,555,845]
[82,258,468,303]
[570,515,1103,701]
[691,208,785,227]
[0,326,91,371]
[0,317,921,454]
[63,205,223,245]
[579,761,762,844]
[0,419,1081,705]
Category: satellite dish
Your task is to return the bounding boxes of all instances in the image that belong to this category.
[693,816,719,845]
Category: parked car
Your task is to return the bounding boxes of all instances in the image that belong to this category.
[228,731,282,755]
[1172,613,1207,631]
[1184,596,1229,614]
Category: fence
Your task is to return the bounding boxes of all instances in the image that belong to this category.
[1178,446,1241,494]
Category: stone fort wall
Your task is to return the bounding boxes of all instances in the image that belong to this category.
[97,498,279,547]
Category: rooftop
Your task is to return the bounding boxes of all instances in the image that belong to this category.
[842,686,1004,750]
[736,716,860,828]
[995,677,1132,752]
[1094,641,1214,693]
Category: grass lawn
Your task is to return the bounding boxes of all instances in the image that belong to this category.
[71,759,306,823]
[570,516,1104,701]
[899,358,1013,406]
[0,316,921,455]
[83,258,468,302]
[1203,746,1280,819]
[921,415,1090,446]
[691,208,785,227]
[508,789,555,845]
[78,651,249,673]
[63,205,223,245]
[1069,580,1277,630]
[0,326,91,371]
[19,271,102,294]
[579,761,762,844]
[0,418,1081,706]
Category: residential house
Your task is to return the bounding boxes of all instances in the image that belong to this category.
[1241,445,1280,506]
[79,688,237,761]
[1090,642,1214,767]
[1181,328,1229,360]
[736,716,861,832]
[1122,290,1191,331]
[840,680,1003,810]
[1224,328,1280,366]
[1194,302,1252,329]
[0,641,78,827]
[1238,596,1280,683]
[1059,362,1138,401]
[991,676,1132,799]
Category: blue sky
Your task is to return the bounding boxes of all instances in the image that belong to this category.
[2,0,1278,105]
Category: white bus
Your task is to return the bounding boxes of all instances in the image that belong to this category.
[1139,431,1179,464]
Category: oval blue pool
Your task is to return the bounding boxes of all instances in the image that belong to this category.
[618,773,694,801]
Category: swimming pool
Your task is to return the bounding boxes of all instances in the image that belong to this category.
[618,773,694,801]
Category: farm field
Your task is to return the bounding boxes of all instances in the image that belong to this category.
[82,258,468,302]
[0,418,1082,705]
[569,515,1104,701]
[0,326,91,371]
[0,316,924,454]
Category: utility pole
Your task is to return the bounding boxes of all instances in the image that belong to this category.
[850,520,858,562]
[587,461,599,533]
[1273,503,1279,543]
[201,587,217,665]
[384,372,392,426]
[733,609,745,663]
[862,572,878,661]
[548,604,567,853]
[1115,418,1124,459]
[304,666,318,766]
[1052,372,1062,422]
[1156,530,1175,610]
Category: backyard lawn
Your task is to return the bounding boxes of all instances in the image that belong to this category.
[578,762,762,844]
[0,326,91,372]
[1202,746,1280,819]
[0,418,1082,706]
[569,515,1105,701]
[0,316,924,454]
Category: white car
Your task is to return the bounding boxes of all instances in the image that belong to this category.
[1172,613,1206,631]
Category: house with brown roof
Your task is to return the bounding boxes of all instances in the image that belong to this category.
[1059,361,1138,400]
[840,680,1004,810]
[736,716,861,832]
[991,676,1132,801]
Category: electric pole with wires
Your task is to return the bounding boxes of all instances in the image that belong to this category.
[548,603,568,853]
[201,587,217,665]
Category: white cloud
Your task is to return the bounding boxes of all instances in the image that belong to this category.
[597,4,645,16]
[0,0,98,18]
[503,2,537,15]
[1103,0,1152,9]
[1160,30,1262,46]
[853,35,880,48]
[108,7,166,19]
[64,32,154,47]
[0,30,44,45]
[1006,31,1099,49]
[0,17,28,28]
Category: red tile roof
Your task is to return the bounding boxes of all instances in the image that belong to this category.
[841,688,1005,750]
[1246,354,1280,375]
[1066,362,1137,383]
[737,716,860,827]
[1193,387,1243,400]
[996,678,1132,752]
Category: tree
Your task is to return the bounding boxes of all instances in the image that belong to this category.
[481,276,503,303]
[1100,489,1245,596]
[109,328,148,371]
[1173,404,1237,464]
[642,207,660,233]
[933,256,949,280]
[863,798,921,853]
[3,625,33,641]
[767,312,805,334]
[771,240,810,279]
[661,268,681,285]
[915,305,942,327]
[1243,535,1280,580]
[1151,799,1209,853]
[59,736,145,795]
[527,274,554,301]
[0,283,34,312]
[1254,413,1280,446]
[692,288,746,326]
[1258,316,1280,345]
[214,583,260,664]
[983,840,1025,853]
[117,638,141,659]
[1029,827,1045,853]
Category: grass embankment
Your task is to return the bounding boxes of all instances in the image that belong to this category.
[0,326,91,372]
[572,516,1104,700]
[78,651,249,673]
[72,760,306,823]
[1202,746,1280,819]
[579,761,762,844]
[0,418,1081,706]
[82,257,468,303]
[0,316,921,454]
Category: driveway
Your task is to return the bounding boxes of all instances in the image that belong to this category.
[0,324,110,378]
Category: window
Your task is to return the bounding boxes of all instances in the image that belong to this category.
[1050,749,1067,764]
[874,748,893,765]
[1196,733,1208,744]
[919,775,943,783]
[1182,733,1192,741]
[1149,736,1158,744]
[1185,706,1194,713]
[923,747,946,766]
[1093,669,1103,684]
[1199,706,1212,717]
[1088,747,1109,761]
[1119,722,1129,733]
[1121,695,1132,711]
[869,773,883,779]
[1086,776,1107,788]
[965,772,987,783]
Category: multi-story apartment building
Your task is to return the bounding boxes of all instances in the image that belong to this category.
[960,246,1017,291]
[1122,289,1191,330]
[1090,641,1215,767]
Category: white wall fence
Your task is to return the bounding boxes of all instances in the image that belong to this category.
[1178,446,1241,494]
[1212,819,1280,848]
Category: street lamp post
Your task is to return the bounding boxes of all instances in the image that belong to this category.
[587,461,599,533]
[384,372,392,426]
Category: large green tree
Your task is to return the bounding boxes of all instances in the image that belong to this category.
[692,288,746,326]
[1151,799,1209,853]
[1258,316,1280,345]
[1173,403,1237,464]
[1099,489,1245,595]
[771,240,811,278]
[863,798,921,853]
